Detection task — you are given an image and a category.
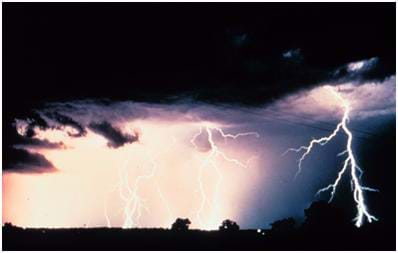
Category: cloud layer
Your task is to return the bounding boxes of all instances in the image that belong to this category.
[6,56,395,175]
[89,121,139,148]
[4,148,57,173]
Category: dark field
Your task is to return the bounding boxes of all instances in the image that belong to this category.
[3,221,394,250]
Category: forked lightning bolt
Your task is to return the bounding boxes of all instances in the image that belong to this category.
[104,136,176,228]
[191,124,259,229]
[120,150,155,228]
[284,87,378,227]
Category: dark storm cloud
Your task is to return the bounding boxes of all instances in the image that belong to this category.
[4,148,57,174]
[2,3,395,160]
[331,57,381,82]
[1,119,64,155]
[88,121,139,148]
[12,118,65,149]
[45,112,87,137]
[4,3,394,110]
[14,112,50,137]
[13,135,65,149]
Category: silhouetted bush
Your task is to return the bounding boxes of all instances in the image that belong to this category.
[171,218,191,231]
[295,200,357,250]
[3,222,14,229]
[219,219,240,231]
[302,201,352,231]
[270,217,296,234]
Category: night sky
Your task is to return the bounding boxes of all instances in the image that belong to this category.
[2,2,395,237]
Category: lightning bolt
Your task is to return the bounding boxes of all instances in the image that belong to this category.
[191,124,259,229]
[284,87,378,227]
[105,123,259,229]
[104,135,177,228]
[121,150,155,229]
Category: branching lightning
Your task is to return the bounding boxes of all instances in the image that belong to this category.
[104,136,177,228]
[284,87,378,227]
[191,124,259,229]
[104,124,258,230]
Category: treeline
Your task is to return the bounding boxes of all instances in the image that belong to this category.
[3,201,394,250]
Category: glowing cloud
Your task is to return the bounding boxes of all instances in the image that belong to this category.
[268,76,395,121]
[3,75,394,230]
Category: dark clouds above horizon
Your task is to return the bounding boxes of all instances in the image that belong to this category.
[4,3,395,107]
[4,148,57,174]
[3,3,395,172]
[89,121,139,148]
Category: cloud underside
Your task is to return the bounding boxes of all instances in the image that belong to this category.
[14,134,65,149]
[4,148,57,174]
[88,121,139,148]
[4,56,395,173]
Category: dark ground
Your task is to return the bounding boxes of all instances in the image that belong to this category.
[3,205,395,251]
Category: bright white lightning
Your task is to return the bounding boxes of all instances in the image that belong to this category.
[191,124,259,229]
[104,136,177,229]
[121,150,155,228]
[284,87,378,227]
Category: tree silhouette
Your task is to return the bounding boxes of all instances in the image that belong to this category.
[3,222,14,229]
[302,201,351,230]
[296,201,357,249]
[270,217,296,234]
[219,219,240,231]
[171,218,191,231]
